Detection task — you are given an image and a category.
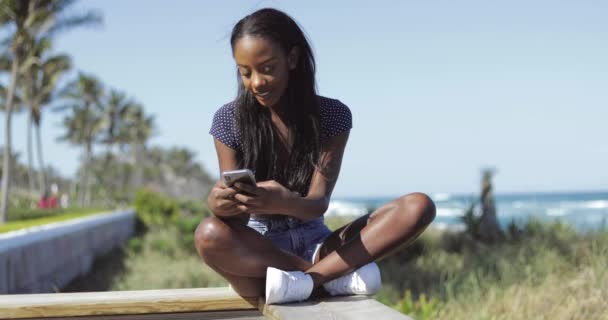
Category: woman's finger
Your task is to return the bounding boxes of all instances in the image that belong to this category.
[233,193,257,205]
[217,198,241,208]
[216,201,245,216]
[216,187,239,199]
[234,182,259,195]
[236,204,248,213]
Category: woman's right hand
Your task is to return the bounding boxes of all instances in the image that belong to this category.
[207,180,248,217]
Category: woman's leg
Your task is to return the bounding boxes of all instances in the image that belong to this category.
[194,216,312,297]
[306,192,436,287]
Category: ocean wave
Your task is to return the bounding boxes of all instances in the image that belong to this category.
[582,200,608,209]
[552,200,608,210]
[431,221,465,232]
[546,208,568,216]
[326,200,368,217]
[432,193,451,202]
[436,207,465,217]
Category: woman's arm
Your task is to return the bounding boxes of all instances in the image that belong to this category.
[295,129,350,219]
[233,130,350,221]
[207,138,249,218]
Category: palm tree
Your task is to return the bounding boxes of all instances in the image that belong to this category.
[20,37,71,195]
[58,72,104,207]
[122,103,155,192]
[0,0,101,222]
[0,54,31,191]
[99,89,130,171]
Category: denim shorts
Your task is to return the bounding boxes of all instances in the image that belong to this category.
[247,215,332,263]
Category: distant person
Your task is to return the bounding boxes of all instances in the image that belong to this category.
[38,191,50,209]
[38,190,58,209]
[194,8,436,304]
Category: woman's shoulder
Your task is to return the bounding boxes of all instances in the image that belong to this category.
[316,95,352,139]
[214,100,238,117]
[209,100,240,151]
[317,95,350,113]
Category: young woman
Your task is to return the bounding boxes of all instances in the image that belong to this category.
[195,8,436,304]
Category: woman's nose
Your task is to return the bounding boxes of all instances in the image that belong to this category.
[251,73,266,90]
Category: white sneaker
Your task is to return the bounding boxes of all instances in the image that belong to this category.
[265,267,314,305]
[323,262,381,296]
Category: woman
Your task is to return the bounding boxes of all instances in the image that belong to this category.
[195,8,436,305]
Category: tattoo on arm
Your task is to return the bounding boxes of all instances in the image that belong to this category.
[317,150,342,183]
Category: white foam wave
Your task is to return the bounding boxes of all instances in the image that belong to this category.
[432,193,451,202]
[557,200,608,210]
[546,208,568,216]
[436,207,464,217]
[583,200,608,209]
[326,200,368,217]
[431,222,466,232]
[512,201,526,209]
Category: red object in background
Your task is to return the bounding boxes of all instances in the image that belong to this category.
[48,196,58,209]
[38,196,58,209]
[38,198,49,209]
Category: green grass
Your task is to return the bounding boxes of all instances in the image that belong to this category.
[0,208,109,234]
[109,225,225,290]
[377,221,608,320]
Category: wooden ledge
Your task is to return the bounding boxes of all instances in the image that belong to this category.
[260,296,413,320]
[0,287,258,319]
[0,288,412,320]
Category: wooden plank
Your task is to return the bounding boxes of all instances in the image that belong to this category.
[18,310,265,320]
[260,296,413,320]
[0,287,258,319]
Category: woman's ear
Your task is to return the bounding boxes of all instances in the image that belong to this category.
[288,47,299,70]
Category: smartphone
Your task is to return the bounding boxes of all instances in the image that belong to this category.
[223,169,257,187]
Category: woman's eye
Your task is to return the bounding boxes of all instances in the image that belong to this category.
[262,65,273,73]
[239,69,251,77]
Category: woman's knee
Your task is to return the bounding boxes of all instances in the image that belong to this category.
[397,192,436,227]
[194,216,231,257]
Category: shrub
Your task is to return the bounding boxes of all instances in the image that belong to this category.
[133,189,179,227]
[397,290,440,320]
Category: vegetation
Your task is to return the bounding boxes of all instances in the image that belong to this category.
[376,220,608,319]
[0,207,106,233]
[60,189,222,291]
[110,225,225,291]
[1,1,213,225]
[0,0,102,223]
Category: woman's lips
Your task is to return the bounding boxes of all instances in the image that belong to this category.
[255,91,272,100]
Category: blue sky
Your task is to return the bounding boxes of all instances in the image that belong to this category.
[2,0,607,198]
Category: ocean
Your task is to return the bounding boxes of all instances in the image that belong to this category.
[328,191,608,232]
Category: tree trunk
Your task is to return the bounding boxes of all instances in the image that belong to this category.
[27,114,37,194]
[35,122,47,193]
[1,56,20,223]
[478,170,504,242]
[134,143,144,189]
[79,142,93,207]
[83,142,93,207]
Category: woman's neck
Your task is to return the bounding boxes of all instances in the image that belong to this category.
[266,92,289,120]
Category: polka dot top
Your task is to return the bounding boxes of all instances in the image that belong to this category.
[209,96,352,151]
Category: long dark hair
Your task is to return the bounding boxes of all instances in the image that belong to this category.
[230,8,320,197]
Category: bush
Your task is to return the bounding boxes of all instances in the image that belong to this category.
[397,290,440,320]
[133,188,179,227]
[112,226,225,290]
[378,220,608,319]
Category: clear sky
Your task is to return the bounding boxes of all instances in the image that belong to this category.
[2,0,607,198]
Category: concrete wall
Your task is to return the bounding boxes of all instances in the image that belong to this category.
[0,210,135,294]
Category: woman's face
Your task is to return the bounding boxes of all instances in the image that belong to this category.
[233,35,297,108]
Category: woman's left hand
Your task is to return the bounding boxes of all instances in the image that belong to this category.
[232,180,298,214]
